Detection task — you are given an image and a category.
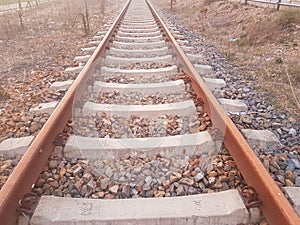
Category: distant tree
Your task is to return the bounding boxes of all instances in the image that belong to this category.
[100,0,106,15]
[75,0,90,34]
[17,0,24,29]
[82,0,90,34]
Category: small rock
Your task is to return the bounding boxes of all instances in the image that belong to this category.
[132,167,142,174]
[183,170,191,177]
[100,178,109,190]
[285,171,294,182]
[213,180,223,189]
[228,171,236,181]
[48,160,59,169]
[59,167,66,176]
[104,193,115,199]
[194,171,205,182]
[208,177,217,185]
[287,117,296,123]
[206,164,214,173]
[287,153,298,159]
[80,185,88,196]
[30,122,40,133]
[289,128,297,137]
[162,179,170,188]
[219,175,229,182]
[179,177,194,186]
[98,192,105,198]
[91,194,99,199]
[145,190,154,197]
[222,182,229,190]
[74,181,83,192]
[170,173,181,183]
[270,160,280,170]
[121,184,131,198]
[188,186,197,194]
[87,180,96,189]
[143,183,151,191]
[155,190,165,197]
[105,166,113,178]
[142,169,152,176]
[53,188,63,196]
[82,173,93,183]
[276,175,285,184]
[241,115,252,124]
[295,177,300,187]
[145,176,152,184]
[285,179,294,187]
[35,178,45,187]
[176,184,185,196]
[73,165,83,176]
[286,160,296,171]
[131,188,139,196]
[49,180,59,188]
[136,185,143,192]
[109,185,119,194]
[208,171,218,177]
[291,159,300,169]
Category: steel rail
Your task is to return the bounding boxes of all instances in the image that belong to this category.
[0,1,131,224]
[147,0,300,224]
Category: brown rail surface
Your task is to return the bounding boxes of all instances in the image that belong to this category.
[0,0,299,224]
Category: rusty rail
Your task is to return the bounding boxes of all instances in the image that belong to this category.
[0,1,131,224]
[147,0,300,224]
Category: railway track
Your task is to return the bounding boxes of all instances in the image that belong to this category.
[0,0,299,224]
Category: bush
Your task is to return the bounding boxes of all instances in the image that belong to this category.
[202,0,221,6]
[276,10,300,29]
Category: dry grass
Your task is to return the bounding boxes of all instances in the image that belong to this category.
[0,0,123,91]
[231,8,300,114]
[0,0,111,40]
[158,0,300,118]
[202,0,221,6]
[0,0,27,6]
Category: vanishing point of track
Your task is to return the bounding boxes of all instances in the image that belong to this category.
[0,0,299,224]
